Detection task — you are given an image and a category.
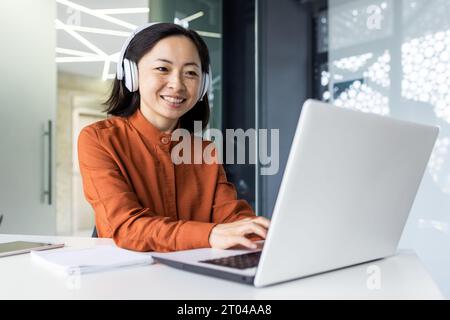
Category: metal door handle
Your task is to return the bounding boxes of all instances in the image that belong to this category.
[43,120,52,205]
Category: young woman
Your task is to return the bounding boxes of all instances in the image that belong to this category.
[78,23,270,252]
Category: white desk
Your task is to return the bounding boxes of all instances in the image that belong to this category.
[0,234,443,300]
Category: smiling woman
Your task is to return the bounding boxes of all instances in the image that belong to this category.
[77,22,270,252]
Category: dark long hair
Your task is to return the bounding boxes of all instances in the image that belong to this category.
[104,23,210,132]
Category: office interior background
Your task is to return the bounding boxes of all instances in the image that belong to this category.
[0,0,449,297]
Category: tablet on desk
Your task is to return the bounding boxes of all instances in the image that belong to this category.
[0,241,64,258]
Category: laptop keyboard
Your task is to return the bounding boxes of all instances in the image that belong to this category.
[199,251,261,270]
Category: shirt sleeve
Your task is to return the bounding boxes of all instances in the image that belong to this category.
[77,126,216,252]
[211,164,257,223]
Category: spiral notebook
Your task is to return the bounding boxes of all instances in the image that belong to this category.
[30,245,154,275]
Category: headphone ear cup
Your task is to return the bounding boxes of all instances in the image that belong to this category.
[200,71,211,101]
[199,73,206,101]
[123,58,139,92]
[130,60,139,92]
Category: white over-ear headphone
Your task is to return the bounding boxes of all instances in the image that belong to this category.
[116,22,212,102]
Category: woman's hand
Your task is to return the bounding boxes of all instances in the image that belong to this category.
[208,216,271,250]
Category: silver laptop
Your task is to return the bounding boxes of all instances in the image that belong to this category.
[151,99,439,287]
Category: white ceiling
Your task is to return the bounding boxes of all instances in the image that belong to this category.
[56,0,149,79]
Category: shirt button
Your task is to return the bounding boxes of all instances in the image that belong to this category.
[161,136,170,145]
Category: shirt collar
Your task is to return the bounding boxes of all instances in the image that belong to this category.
[128,107,179,149]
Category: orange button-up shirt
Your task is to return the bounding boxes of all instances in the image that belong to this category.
[77,108,255,252]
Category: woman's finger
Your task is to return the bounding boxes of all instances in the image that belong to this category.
[232,236,257,250]
[240,222,267,239]
[251,216,270,229]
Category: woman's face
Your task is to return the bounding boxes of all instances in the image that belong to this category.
[137,35,203,131]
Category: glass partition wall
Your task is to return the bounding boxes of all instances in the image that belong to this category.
[314,0,450,297]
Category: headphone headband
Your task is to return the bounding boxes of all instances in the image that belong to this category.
[116,22,160,80]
